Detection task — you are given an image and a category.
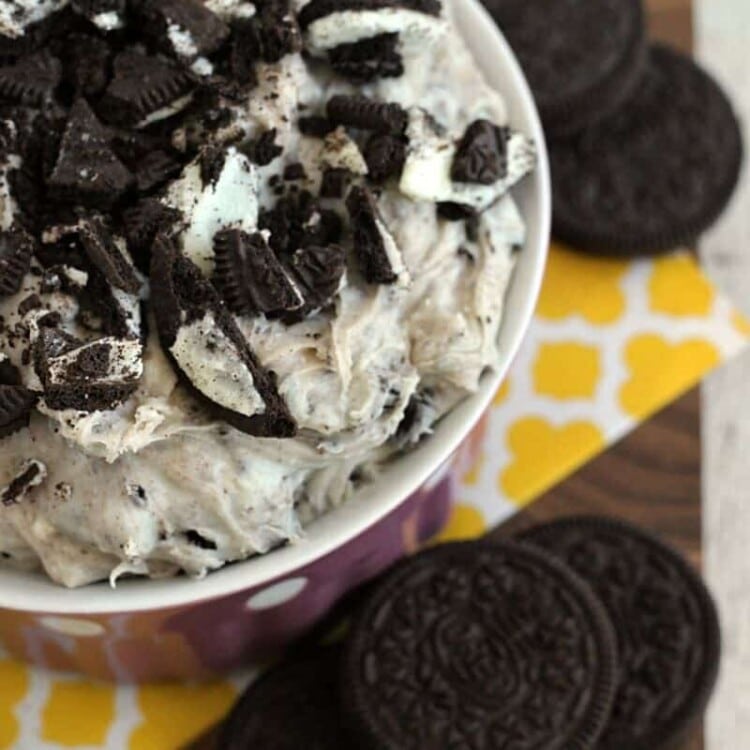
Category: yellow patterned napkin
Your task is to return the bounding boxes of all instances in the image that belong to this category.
[1,243,748,750]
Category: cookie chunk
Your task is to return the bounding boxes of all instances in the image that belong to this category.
[47,99,134,207]
[346,185,408,286]
[212,228,303,316]
[0,226,35,297]
[150,234,296,437]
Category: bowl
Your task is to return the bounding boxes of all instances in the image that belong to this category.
[0,0,550,681]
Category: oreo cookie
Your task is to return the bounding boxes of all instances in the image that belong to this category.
[0,227,35,297]
[47,98,134,207]
[241,129,283,167]
[451,119,509,185]
[228,0,301,67]
[519,517,721,750]
[551,45,744,255]
[100,49,196,127]
[0,50,62,108]
[260,190,342,257]
[221,648,351,749]
[121,198,183,272]
[343,541,618,750]
[1,460,46,506]
[0,385,37,439]
[150,234,296,437]
[79,217,141,295]
[58,34,112,100]
[299,0,442,30]
[363,133,406,183]
[35,330,143,412]
[328,33,403,83]
[132,0,229,60]
[212,228,303,316]
[482,0,646,137]
[346,185,407,285]
[327,95,407,135]
[289,244,346,317]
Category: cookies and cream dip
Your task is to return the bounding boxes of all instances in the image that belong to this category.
[0,0,535,586]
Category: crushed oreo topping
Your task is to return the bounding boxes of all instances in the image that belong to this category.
[437,202,476,221]
[260,190,342,256]
[346,185,404,284]
[0,385,37,439]
[58,34,112,100]
[289,244,346,315]
[0,50,62,108]
[0,227,35,298]
[100,49,196,127]
[327,94,407,134]
[320,168,350,198]
[213,228,303,316]
[150,233,296,437]
[121,198,183,272]
[228,1,301,67]
[283,162,307,181]
[185,529,217,550]
[329,33,404,83]
[35,331,142,412]
[135,150,183,193]
[451,118,510,185]
[1,460,46,505]
[363,133,406,182]
[47,98,134,206]
[299,0,442,29]
[299,115,334,138]
[241,129,283,166]
[79,217,141,295]
[133,0,230,60]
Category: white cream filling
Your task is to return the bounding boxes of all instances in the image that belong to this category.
[136,94,194,128]
[171,312,266,418]
[305,8,446,55]
[44,337,143,386]
[399,107,536,210]
[375,216,410,288]
[204,0,256,20]
[0,154,20,231]
[91,10,123,30]
[0,0,68,38]
[167,23,198,59]
[321,127,369,175]
[163,148,260,275]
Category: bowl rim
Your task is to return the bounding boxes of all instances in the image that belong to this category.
[0,0,551,614]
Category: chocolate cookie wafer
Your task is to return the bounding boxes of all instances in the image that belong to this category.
[220,648,351,749]
[519,516,721,750]
[483,0,646,137]
[150,234,296,438]
[343,541,618,750]
[551,45,743,255]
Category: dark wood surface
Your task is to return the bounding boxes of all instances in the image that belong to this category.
[193,1,701,748]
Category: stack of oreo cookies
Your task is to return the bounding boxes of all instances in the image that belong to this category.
[482,0,744,256]
[221,516,720,750]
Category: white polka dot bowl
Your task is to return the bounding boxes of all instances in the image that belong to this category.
[0,0,550,682]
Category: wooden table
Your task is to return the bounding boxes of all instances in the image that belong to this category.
[194,1,706,748]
